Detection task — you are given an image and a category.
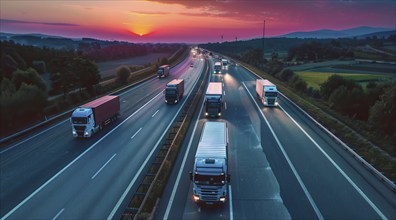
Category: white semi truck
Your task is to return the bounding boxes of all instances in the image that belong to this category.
[256,79,278,106]
[205,82,223,117]
[71,95,120,138]
[190,121,230,205]
[214,62,222,74]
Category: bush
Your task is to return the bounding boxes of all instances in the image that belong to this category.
[369,83,396,136]
[278,68,295,82]
[116,65,130,84]
[289,75,307,92]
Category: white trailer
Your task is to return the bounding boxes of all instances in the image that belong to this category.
[256,79,278,106]
[214,62,222,74]
[190,122,230,205]
[205,82,223,117]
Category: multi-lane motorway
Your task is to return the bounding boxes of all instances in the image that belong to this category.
[156,58,396,219]
[1,54,395,220]
[0,54,205,219]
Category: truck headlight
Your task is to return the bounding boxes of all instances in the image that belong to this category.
[218,113,221,116]
[205,112,208,116]
[275,102,278,106]
[220,197,226,202]
[85,131,89,136]
[72,131,77,135]
[193,195,200,202]
[175,100,178,103]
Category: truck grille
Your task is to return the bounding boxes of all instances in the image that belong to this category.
[74,125,86,131]
[198,187,221,201]
[267,98,275,105]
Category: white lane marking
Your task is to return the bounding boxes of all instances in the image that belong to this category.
[224,91,226,96]
[52,208,64,220]
[229,185,233,220]
[278,105,387,219]
[223,82,225,87]
[0,119,68,154]
[91,153,117,180]
[1,90,164,220]
[152,110,160,118]
[130,128,142,140]
[163,99,205,220]
[109,61,205,220]
[225,102,227,110]
[242,82,324,220]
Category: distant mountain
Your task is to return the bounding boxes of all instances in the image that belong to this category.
[357,30,396,39]
[279,26,393,39]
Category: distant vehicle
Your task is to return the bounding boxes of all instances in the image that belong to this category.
[157,65,170,78]
[190,121,230,206]
[221,59,228,69]
[205,82,223,117]
[214,62,222,74]
[256,79,278,106]
[165,79,184,104]
[190,63,194,67]
[71,95,120,138]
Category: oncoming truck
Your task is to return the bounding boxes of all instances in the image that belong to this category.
[214,62,222,74]
[205,82,223,117]
[157,65,170,78]
[256,79,278,106]
[71,95,120,138]
[190,121,230,206]
[165,79,184,104]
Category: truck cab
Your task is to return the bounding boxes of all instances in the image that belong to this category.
[165,79,184,104]
[71,108,96,137]
[214,62,222,74]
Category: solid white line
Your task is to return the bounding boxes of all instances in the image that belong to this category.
[163,99,205,220]
[130,128,142,140]
[109,61,205,220]
[152,110,160,118]
[0,119,68,154]
[52,208,64,220]
[91,153,117,180]
[278,105,387,219]
[242,82,324,220]
[1,90,164,220]
[229,185,233,220]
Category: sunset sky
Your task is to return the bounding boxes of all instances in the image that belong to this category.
[1,0,395,43]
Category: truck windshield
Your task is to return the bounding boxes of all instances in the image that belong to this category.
[265,92,278,97]
[157,69,164,74]
[71,117,87,124]
[194,174,225,186]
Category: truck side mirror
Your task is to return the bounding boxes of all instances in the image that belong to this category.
[189,171,193,181]
[227,174,231,183]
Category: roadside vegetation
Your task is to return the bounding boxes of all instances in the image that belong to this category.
[201,34,396,181]
[0,40,188,138]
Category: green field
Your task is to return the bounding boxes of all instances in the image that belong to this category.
[296,71,393,89]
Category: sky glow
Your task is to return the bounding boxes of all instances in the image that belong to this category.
[1,0,395,43]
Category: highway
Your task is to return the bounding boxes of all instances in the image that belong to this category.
[0,53,205,219]
[156,57,396,219]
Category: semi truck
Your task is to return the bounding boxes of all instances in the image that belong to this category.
[256,79,278,106]
[70,95,120,138]
[165,79,184,104]
[157,65,170,78]
[221,59,228,70]
[190,121,230,206]
[214,62,222,74]
[205,82,223,117]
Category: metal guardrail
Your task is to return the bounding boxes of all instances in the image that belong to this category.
[0,48,190,146]
[234,60,396,192]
